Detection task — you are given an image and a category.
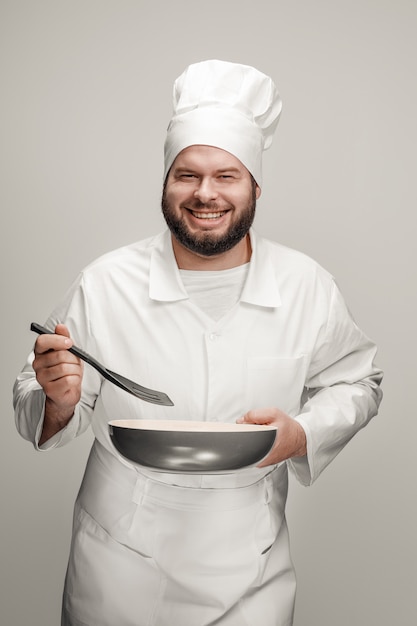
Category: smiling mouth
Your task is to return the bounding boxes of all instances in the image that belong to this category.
[189,210,227,219]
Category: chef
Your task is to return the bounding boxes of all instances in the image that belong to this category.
[14,60,383,626]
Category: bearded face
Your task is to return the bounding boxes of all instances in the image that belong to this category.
[161,146,259,259]
[161,179,257,257]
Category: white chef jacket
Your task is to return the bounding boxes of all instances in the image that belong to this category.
[14,229,383,626]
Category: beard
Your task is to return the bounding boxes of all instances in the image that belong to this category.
[161,180,257,257]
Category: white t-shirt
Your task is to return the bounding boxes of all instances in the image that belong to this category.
[179,264,250,321]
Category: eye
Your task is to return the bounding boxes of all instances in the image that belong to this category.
[179,173,198,180]
[218,172,237,180]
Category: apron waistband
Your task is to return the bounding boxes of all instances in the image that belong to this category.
[132,471,274,509]
[89,439,286,511]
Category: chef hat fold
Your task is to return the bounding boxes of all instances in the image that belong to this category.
[163,60,282,186]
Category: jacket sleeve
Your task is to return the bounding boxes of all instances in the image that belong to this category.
[288,279,383,486]
[13,274,101,450]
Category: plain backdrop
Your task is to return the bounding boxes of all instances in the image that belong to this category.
[1,1,416,624]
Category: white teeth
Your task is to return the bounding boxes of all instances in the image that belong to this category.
[191,211,225,219]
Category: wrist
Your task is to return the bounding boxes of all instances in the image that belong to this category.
[293,422,307,457]
[44,397,76,428]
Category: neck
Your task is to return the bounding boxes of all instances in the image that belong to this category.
[172,234,252,270]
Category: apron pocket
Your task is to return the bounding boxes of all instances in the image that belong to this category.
[64,504,162,626]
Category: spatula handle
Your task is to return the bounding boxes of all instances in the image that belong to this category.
[30,322,105,374]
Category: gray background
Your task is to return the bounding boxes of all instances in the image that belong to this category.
[1,1,416,624]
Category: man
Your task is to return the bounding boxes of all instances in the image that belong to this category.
[14,60,383,626]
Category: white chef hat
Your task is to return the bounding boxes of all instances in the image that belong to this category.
[163,59,282,186]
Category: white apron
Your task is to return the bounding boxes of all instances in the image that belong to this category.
[61,441,296,626]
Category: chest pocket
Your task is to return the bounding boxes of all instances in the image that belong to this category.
[245,355,307,416]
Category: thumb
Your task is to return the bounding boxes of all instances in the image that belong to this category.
[54,323,72,340]
[237,409,276,425]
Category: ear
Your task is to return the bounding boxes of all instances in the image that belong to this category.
[255,185,262,199]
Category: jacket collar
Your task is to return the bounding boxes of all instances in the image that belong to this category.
[149,230,189,302]
[241,230,281,308]
[149,229,281,308]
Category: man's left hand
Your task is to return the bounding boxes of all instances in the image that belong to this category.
[237,408,307,467]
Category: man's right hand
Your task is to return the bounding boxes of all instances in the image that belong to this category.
[32,324,83,444]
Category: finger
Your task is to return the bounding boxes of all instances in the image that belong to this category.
[42,374,82,409]
[33,343,83,371]
[37,362,83,386]
[257,455,275,468]
[253,429,279,468]
[34,349,81,373]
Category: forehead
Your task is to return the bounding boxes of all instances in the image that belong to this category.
[171,145,248,174]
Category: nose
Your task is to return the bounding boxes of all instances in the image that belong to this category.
[194,177,218,204]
